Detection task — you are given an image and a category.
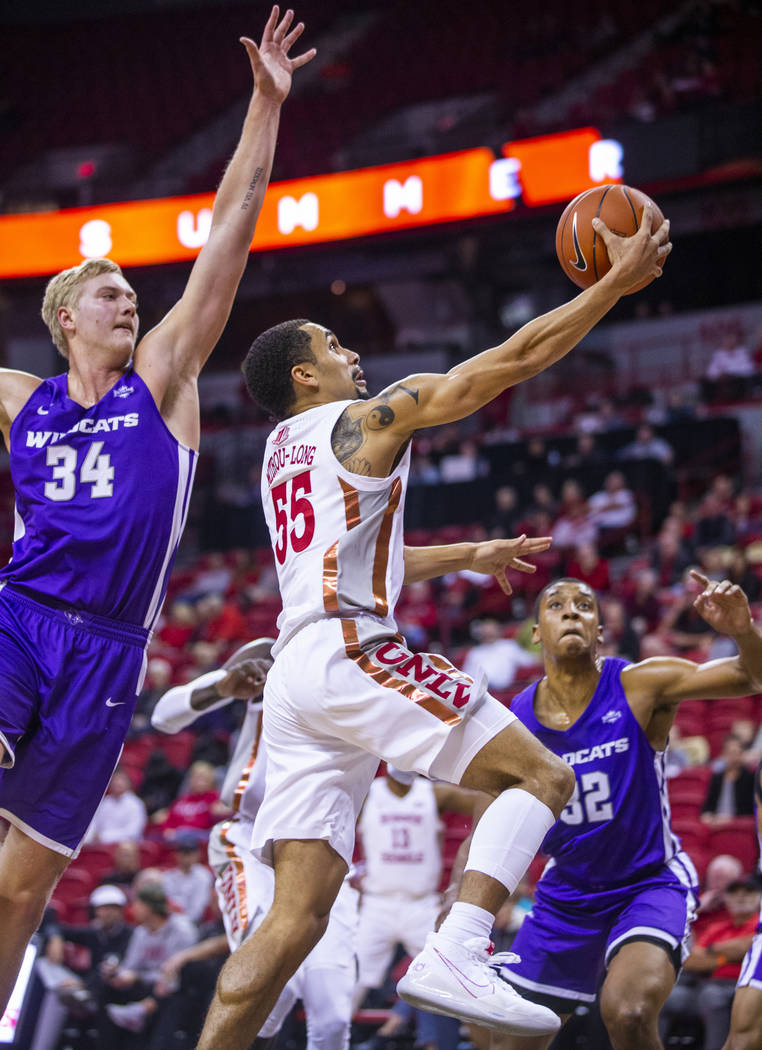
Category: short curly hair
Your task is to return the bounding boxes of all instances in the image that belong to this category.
[241,319,315,421]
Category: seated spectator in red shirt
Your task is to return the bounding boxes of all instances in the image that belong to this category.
[155,762,229,841]
[565,543,611,592]
[196,592,248,645]
[692,854,744,940]
[156,601,198,650]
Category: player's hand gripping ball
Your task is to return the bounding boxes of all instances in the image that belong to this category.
[555,184,666,294]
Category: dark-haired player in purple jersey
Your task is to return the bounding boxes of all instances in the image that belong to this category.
[488,572,762,1050]
[722,760,762,1050]
[0,7,315,1013]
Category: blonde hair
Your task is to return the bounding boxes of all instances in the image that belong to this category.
[41,258,124,359]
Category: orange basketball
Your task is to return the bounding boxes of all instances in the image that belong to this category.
[555,184,666,294]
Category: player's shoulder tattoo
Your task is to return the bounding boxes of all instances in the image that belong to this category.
[331,382,419,471]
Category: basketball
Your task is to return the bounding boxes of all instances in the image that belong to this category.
[555,184,666,294]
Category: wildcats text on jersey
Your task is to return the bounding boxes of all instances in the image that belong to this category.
[562,738,630,766]
[26,413,139,446]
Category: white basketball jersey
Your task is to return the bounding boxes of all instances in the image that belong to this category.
[220,700,266,821]
[359,777,442,897]
[262,400,411,656]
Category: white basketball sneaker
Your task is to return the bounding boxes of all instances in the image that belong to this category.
[397,933,561,1036]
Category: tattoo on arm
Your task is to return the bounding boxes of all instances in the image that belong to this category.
[342,456,373,476]
[379,382,419,405]
[241,167,265,211]
[332,411,364,463]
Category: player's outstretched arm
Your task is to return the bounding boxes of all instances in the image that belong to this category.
[135,10,315,403]
[403,534,552,595]
[624,571,762,723]
[356,207,670,448]
[152,638,274,734]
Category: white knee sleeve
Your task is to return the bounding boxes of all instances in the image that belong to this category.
[464,787,555,893]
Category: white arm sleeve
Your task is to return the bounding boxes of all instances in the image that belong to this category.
[151,669,230,734]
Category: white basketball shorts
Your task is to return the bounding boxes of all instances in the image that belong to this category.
[251,616,514,868]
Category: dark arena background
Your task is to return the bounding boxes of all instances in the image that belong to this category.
[1,1,761,1048]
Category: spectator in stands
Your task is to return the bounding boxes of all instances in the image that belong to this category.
[624,566,662,633]
[195,592,248,646]
[659,874,760,1050]
[86,769,147,846]
[488,485,520,538]
[396,580,439,650]
[703,331,754,404]
[618,423,674,465]
[701,734,756,825]
[155,761,229,841]
[101,883,198,1040]
[156,601,198,650]
[100,841,142,893]
[461,618,538,693]
[138,750,184,820]
[132,658,173,735]
[664,722,709,777]
[587,471,637,552]
[438,438,489,484]
[651,518,695,587]
[526,483,557,523]
[162,831,214,925]
[664,387,698,423]
[551,479,596,554]
[660,567,716,654]
[732,493,762,545]
[693,855,744,939]
[565,543,611,593]
[45,884,133,1014]
[693,492,736,550]
[726,548,761,604]
[562,432,605,472]
[600,597,640,663]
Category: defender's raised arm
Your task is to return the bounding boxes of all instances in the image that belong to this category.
[136,7,315,445]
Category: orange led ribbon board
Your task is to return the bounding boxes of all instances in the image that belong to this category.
[0,129,621,278]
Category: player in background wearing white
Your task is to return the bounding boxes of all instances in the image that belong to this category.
[722,760,762,1050]
[196,206,672,1050]
[0,6,314,1016]
[153,637,359,1050]
[354,765,482,1050]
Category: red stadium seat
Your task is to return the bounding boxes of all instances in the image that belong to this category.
[51,869,94,918]
[73,844,116,883]
[707,818,759,873]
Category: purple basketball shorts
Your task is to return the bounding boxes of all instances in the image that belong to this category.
[497,859,698,1013]
[0,586,148,856]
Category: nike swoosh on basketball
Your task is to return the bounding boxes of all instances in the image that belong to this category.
[105,697,126,707]
[570,212,588,271]
[432,946,493,999]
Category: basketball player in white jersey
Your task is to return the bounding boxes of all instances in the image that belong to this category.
[152,638,359,1050]
[195,206,672,1049]
[354,766,480,1014]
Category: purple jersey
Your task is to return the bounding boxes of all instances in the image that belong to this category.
[511,657,684,893]
[0,368,196,629]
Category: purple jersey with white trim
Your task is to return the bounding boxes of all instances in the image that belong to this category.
[511,657,682,893]
[0,368,196,629]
